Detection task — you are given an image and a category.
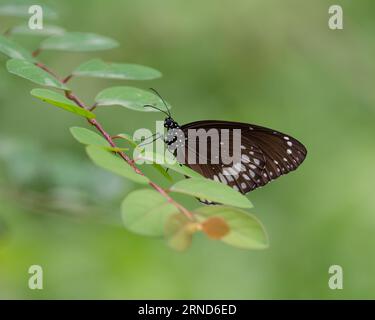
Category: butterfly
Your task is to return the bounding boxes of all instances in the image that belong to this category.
[145,89,307,196]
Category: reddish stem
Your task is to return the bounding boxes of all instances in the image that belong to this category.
[35,63,194,220]
[63,74,73,83]
[32,48,42,57]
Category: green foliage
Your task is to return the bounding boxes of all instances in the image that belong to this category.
[0,35,36,61]
[70,127,109,147]
[10,24,65,36]
[136,150,203,178]
[113,134,172,181]
[70,126,128,152]
[95,86,171,112]
[73,59,162,80]
[196,206,269,249]
[164,214,195,251]
[7,59,68,89]
[85,146,149,185]
[40,32,119,52]
[1,16,268,252]
[121,189,178,236]
[170,178,253,208]
[31,88,96,118]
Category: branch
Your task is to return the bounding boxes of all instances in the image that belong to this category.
[62,74,73,84]
[32,48,42,57]
[34,62,194,221]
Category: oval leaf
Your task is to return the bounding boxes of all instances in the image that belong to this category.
[95,86,171,112]
[7,59,68,90]
[136,150,202,178]
[73,58,162,80]
[115,135,172,181]
[41,32,119,52]
[165,214,198,251]
[70,127,127,152]
[115,133,138,147]
[70,127,109,147]
[86,145,148,185]
[121,189,178,236]
[195,206,269,249]
[0,35,35,61]
[31,88,95,119]
[10,24,65,36]
[170,178,253,208]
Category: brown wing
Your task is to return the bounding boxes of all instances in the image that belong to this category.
[177,120,307,194]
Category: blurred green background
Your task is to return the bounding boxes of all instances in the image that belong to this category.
[1,0,375,299]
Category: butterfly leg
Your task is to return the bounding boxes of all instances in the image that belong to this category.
[137,132,163,148]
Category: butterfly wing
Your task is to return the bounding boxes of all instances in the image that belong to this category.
[178,120,307,194]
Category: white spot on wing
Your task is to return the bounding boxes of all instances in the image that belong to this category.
[241,154,250,163]
[234,163,242,171]
[218,173,227,184]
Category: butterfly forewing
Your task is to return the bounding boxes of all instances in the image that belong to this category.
[178,120,307,195]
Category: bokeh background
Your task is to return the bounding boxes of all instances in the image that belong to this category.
[0,0,374,299]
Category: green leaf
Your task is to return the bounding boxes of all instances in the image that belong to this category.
[115,133,139,147]
[170,178,253,208]
[31,88,96,119]
[70,127,127,152]
[0,35,35,61]
[41,32,119,52]
[165,214,196,251]
[0,3,57,19]
[10,24,65,36]
[7,59,68,90]
[86,145,149,185]
[121,189,178,236]
[115,134,172,181]
[73,58,162,80]
[137,150,202,178]
[195,206,268,249]
[70,127,109,147]
[95,86,171,112]
[151,163,173,182]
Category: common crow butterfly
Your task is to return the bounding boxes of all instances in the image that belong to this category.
[145,89,307,197]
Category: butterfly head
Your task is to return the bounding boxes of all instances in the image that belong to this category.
[164,117,179,129]
[144,88,178,128]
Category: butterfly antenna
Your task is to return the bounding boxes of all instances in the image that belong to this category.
[149,88,172,117]
[143,104,170,116]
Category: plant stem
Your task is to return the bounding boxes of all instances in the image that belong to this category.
[32,48,42,57]
[35,62,194,221]
[63,74,73,83]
